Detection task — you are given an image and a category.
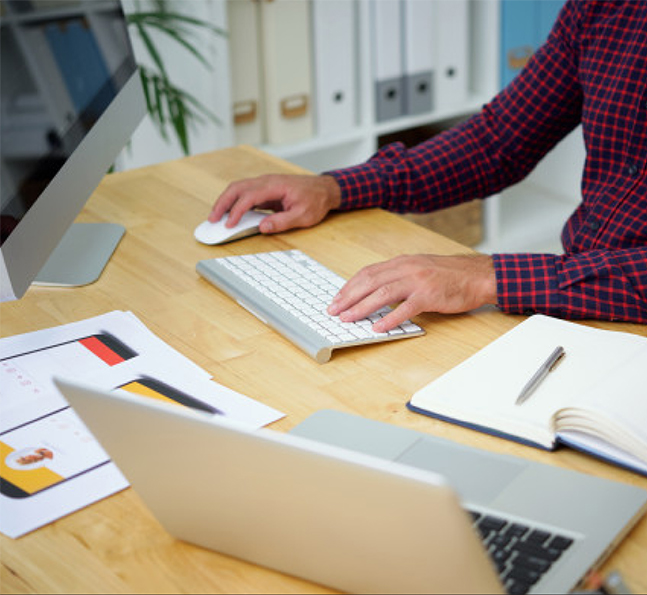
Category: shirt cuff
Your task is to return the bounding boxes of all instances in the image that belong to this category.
[324,163,385,212]
[493,253,563,316]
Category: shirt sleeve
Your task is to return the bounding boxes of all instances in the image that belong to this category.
[494,248,647,323]
[328,0,584,214]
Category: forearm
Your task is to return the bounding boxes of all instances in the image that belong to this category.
[494,250,647,323]
[327,114,510,214]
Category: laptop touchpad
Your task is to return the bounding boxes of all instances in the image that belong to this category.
[396,438,526,503]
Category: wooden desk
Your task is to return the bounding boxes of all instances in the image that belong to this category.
[1,146,646,594]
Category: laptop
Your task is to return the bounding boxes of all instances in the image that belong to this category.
[55,378,647,594]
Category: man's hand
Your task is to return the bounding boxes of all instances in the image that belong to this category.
[328,254,498,332]
[209,174,342,234]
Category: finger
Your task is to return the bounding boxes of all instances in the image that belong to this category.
[328,262,398,316]
[258,211,293,234]
[225,193,261,227]
[338,281,409,324]
[209,184,241,222]
[371,300,419,333]
[259,203,319,234]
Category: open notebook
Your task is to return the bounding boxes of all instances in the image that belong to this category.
[408,315,647,476]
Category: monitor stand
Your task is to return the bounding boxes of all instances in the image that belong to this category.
[33,222,125,287]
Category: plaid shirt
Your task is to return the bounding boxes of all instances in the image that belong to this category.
[327,0,647,324]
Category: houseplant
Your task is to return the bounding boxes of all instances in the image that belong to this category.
[126,0,226,155]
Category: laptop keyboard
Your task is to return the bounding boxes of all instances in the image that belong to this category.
[469,510,574,595]
[197,250,424,363]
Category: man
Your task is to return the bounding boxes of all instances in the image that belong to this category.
[210,0,647,332]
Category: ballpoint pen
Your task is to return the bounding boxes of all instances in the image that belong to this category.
[515,345,566,405]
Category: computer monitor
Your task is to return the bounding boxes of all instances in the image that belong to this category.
[0,0,146,302]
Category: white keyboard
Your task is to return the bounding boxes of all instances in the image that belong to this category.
[197,250,425,363]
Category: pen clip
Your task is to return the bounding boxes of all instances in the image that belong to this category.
[548,349,566,372]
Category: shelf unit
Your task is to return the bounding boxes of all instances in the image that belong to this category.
[118,0,584,255]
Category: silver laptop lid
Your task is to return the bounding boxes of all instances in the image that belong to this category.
[55,377,503,594]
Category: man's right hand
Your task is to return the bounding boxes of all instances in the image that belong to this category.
[209,174,342,234]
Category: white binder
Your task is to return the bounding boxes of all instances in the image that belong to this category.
[311,0,357,137]
[227,0,264,145]
[371,0,404,122]
[402,0,435,116]
[435,0,469,109]
[259,0,314,145]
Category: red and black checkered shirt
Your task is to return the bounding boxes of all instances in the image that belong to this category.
[327,0,647,324]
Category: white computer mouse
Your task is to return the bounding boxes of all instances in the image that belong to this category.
[194,211,268,245]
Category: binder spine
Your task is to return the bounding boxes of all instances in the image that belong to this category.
[371,0,404,122]
[259,0,314,145]
[311,0,357,136]
[402,0,436,116]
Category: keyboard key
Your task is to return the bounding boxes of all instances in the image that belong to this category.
[527,529,551,544]
[514,554,553,573]
[507,580,532,595]
[479,515,507,531]
[508,566,542,585]
[513,541,563,562]
[548,535,574,550]
[506,523,530,539]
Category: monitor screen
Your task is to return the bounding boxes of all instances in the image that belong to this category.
[0,0,146,301]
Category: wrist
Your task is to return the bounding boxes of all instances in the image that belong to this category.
[319,175,343,211]
[472,254,498,306]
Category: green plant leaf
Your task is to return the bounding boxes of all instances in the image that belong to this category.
[153,75,167,137]
[127,1,225,155]
[128,10,226,38]
[139,68,152,114]
[169,92,189,155]
[134,21,168,78]
[133,18,213,69]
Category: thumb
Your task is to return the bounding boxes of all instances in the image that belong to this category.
[259,211,299,234]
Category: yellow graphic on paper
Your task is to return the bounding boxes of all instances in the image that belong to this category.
[0,441,63,494]
[119,381,182,407]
